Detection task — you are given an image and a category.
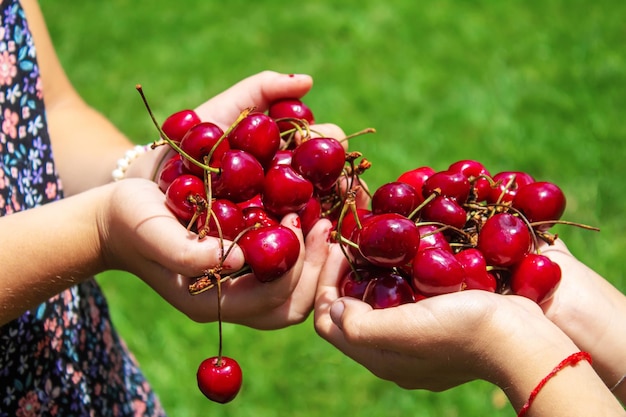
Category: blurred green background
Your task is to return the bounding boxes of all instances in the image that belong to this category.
[41,0,625,416]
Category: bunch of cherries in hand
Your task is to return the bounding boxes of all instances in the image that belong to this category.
[137,86,372,404]
[336,161,598,310]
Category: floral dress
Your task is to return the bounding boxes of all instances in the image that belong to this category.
[0,1,166,415]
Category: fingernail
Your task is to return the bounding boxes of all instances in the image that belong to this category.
[330,300,345,329]
[292,216,301,229]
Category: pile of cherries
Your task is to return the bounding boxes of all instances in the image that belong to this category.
[140,85,590,404]
[139,87,358,404]
[337,162,576,309]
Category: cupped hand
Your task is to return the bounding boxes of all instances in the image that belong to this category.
[314,243,569,392]
[100,178,333,329]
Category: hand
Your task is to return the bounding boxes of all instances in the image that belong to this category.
[100,177,334,329]
[540,239,626,391]
[313,243,575,393]
[109,71,349,329]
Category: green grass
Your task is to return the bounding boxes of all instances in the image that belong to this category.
[41,0,625,415]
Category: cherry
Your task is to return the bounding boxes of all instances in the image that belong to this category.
[336,207,372,241]
[397,166,436,203]
[268,149,293,169]
[356,213,420,268]
[512,181,567,231]
[339,266,382,300]
[297,196,322,237]
[161,109,201,144]
[197,356,243,404]
[455,248,497,292]
[237,194,264,210]
[291,137,346,191]
[411,247,466,297]
[448,159,492,202]
[371,181,421,217]
[179,122,229,176]
[417,224,452,253]
[422,169,472,203]
[262,165,313,217]
[165,174,206,223]
[227,112,281,169]
[509,253,561,304]
[242,206,279,229]
[487,171,535,204]
[268,98,315,133]
[477,213,532,267]
[212,149,265,203]
[238,224,300,282]
[196,199,246,241]
[157,154,190,193]
[419,195,467,230]
[362,269,416,309]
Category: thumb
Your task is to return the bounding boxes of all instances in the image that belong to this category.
[195,71,313,126]
[330,297,372,331]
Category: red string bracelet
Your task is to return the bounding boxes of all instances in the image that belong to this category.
[517,351,592,417]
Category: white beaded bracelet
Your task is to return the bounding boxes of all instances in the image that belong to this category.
[112,144,151,181]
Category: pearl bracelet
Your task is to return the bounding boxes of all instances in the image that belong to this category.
[112,144,151,181]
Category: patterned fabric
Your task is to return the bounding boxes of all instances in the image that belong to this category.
[0,1,165,415]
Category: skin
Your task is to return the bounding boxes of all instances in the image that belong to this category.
[0,0,343,329]
[314,241,626,416]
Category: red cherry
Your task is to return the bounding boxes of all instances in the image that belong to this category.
[157,154,190,193]
[291,137,346,191]
[336,208,373,241]
[510,253,561,304]
[356,213,420,268]
[165,174,205,223]
[179,122,229,176]
[422,170,472,203]
[238,224,300,282]
[339,266,383,300]
[362,269,416,309]
[196,199,246,241]
[411,247,466,297]
[419,195,467,230]
[371,181,421,217]
[268,149,293,169]
[262,165,313,217]
[212,149,265,203]
[477,213,532,267]
[242,206,279,229]
[455,248,497,292]
[448,159,492,202]
[227,112,281,169]
[197,356,242,404]
[417,224,452,253]
[268,98,315,133]
[161,109,201,144]
[397,166,436,202]
[512,181,567,231]
[297,197,322,237]
[487,171,535,204]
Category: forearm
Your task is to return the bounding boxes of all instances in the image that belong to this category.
[541,243,626,401]
[0,184,110,325]
[486,317,625,416]
[46,96,136,195]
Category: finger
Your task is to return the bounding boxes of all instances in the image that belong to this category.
[246,218,334,328]
[195,71,314,127]
[185,213,306,328]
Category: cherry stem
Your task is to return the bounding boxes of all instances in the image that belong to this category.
[338,127,377,143]
[216,270,223,364]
